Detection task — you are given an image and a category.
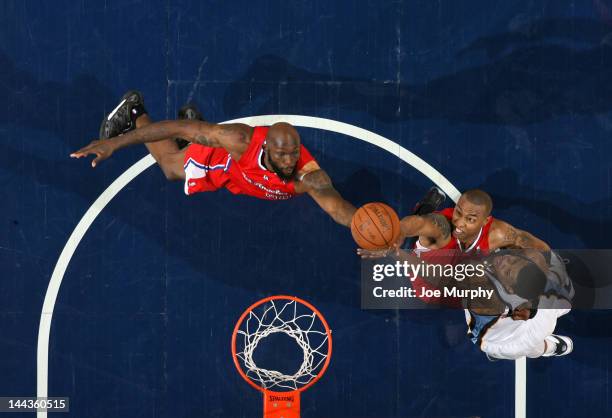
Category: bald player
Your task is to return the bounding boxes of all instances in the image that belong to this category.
[71,91,356,226]
[366,188,549,258]
[440,189,550,253]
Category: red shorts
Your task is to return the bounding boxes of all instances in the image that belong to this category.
[182,145,240,195]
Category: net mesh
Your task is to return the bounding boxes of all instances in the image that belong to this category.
[235,298,330,391]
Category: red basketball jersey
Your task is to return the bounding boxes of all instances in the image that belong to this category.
[184,126,316,200]
[411,214,461,308]
[438,207,494,254]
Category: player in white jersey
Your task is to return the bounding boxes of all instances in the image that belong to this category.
[360,229,575,360]
[470,249,574,360]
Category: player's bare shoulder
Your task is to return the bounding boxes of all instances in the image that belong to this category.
[488,219,524,249]
[487,218,551,251]
[487,219,516,248]
[192,122,254,157]
[216,123,254,144]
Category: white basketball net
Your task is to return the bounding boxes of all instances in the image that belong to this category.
[235,298,330,391]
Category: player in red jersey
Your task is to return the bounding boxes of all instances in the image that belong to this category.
[399,211,461,307]
[362,188,549,256]
[71,91,356,226]
[441,189,550,254]
[360,189,573,357]
[358,188,461,306]
[359,187,550,306]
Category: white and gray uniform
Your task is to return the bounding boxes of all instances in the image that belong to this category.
[466,252,574,360]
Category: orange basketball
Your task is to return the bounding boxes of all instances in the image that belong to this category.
[351,202,401,250]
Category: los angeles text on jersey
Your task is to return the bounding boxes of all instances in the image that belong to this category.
[373,286,494,300]
[241,172,292,200]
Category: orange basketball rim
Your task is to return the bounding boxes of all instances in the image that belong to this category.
[231,295,333,418]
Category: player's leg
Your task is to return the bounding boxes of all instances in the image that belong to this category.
[481,309,572,360]
[520,309,572,358]
[479,318,534,360]
[133,113,186,181]
[540,308,572,357]
[100,92,203,181]
[134,103,205,181]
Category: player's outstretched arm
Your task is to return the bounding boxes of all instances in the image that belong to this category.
[398,213,451,245]
[297,169,356,227]
[489,219,551,251]
[359,213,451,258]
[70,120,252,167]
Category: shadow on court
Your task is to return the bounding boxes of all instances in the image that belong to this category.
[224,18,612,126]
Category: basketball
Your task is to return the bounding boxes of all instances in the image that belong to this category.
[351,202,401,250]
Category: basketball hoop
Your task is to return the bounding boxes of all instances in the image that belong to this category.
[231,295,333,418]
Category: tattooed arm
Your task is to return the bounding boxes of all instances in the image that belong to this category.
[296,169,356,227]
[71,120,252,166]
[489,219,551,251]
[358,212,452,259]
[398,213,452,245]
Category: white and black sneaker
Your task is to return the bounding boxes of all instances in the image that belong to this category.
[543,335,573,357]
[99,90,147,139]
[175,103,205,149]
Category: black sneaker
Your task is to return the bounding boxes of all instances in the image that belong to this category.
[413,186,447,216]
[99,90,147,139]
[543,335,573,357]
[175,103,205,149]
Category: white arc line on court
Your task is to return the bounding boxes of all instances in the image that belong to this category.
[37,115,523,418]
[516,356,526,418]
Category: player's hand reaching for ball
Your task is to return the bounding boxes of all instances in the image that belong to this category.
[356,242,401,259]
[352,202,402,258]
[70,139,116,167]
[357,247,392,258]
